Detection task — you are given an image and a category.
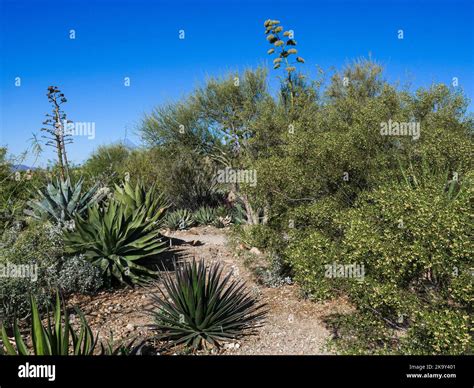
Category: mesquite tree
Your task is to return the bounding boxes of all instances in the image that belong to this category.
[41,86,72,179]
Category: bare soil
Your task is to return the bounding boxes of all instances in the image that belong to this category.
[69,226,348,355]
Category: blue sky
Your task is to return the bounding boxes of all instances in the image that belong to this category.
[1,0,473,167]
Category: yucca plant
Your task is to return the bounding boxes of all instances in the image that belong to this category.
[100,332,147,355]
[64,201,167,285]
[193,206,217,225]
[148,259,267,350]
[25,177,102,224]
[114,180,169,226]
[0,292,97,355]
[164,209,194,230]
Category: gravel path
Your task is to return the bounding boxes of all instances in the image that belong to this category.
[70,226,340,354]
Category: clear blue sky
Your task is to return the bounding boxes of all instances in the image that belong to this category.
[1,0,473,167]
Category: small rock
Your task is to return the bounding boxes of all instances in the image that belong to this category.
[126,324,135,331]
[249,247,262,256]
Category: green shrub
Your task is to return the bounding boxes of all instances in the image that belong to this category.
[400,309,471,355]
[0,223,103,324]
[286,170,473,354]
[55,254,103,295]
[81,143,131,186]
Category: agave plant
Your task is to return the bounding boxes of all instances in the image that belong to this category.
[0,292,97,355]
[25,177,102,224]
[148,259,267,350]
[193,206,217,225]
[114,180,169,226]
[213,206,232,228]
[164,209,194,230]
[229,203,247,225]
[64,201,167,285]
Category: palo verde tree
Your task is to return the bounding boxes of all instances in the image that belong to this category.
[41,86,73,180]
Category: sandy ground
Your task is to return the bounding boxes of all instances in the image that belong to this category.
[69,226,344,355]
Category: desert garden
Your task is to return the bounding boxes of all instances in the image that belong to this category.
[0,19,472,356]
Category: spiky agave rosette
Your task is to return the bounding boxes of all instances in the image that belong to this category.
[148,259,267,351]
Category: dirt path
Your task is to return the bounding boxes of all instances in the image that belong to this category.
[70,226,338,354]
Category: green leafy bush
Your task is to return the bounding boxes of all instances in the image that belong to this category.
[0,222,103,323]
[55,254,103,294]
[149,259,267,350]
[286,170,473,354]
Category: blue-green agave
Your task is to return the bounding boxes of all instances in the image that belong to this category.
[25,177,102,224]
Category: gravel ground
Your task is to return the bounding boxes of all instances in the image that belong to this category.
[69,226,348,355]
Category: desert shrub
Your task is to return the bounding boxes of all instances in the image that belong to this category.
[400,309,471,355]
[81,143,131,186]
[237,224,280,251]
[0,148,50,231]
[286,170,473,354]
[0,222,103,323]
[54,255,103,295]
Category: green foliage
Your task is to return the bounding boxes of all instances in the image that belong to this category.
[164,209,194,230]
[0,148,50,231]
[114,180,169,224]
[193,206,217,225]
[1,292,97,355]
[25,177,101,224]
[401,309,471,355]
[81,143,131,186]
[149,259,267,350]
[55,254,103,295]
[0,222,102,323]
[286,170,473,354]
[237,224,280,251]
[64,201,167,286]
